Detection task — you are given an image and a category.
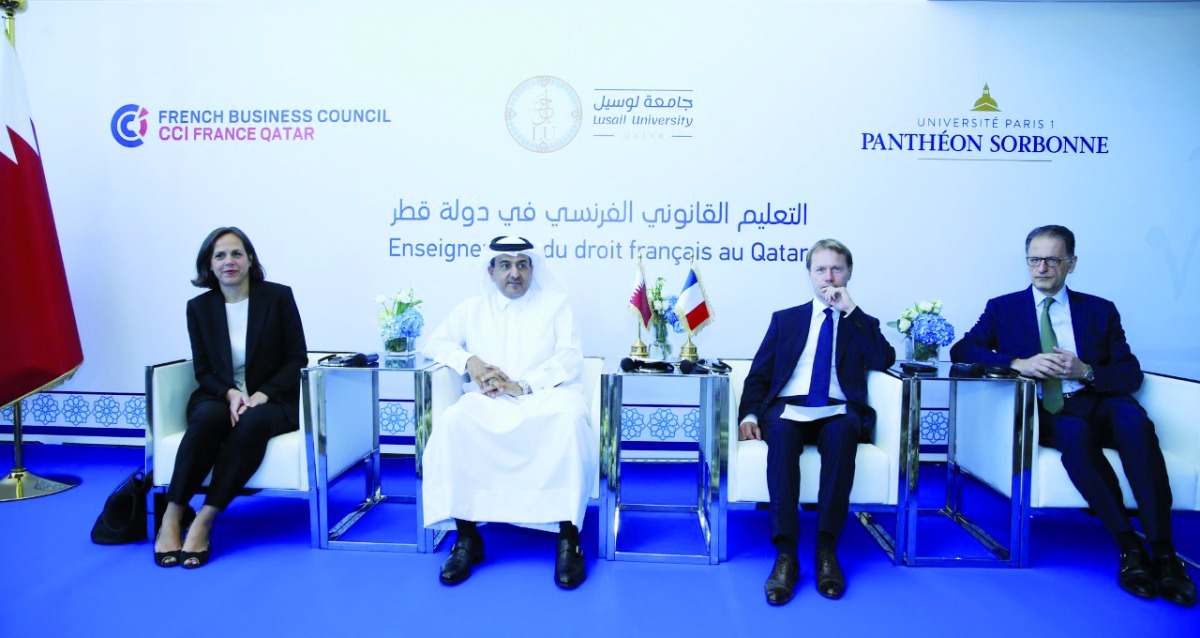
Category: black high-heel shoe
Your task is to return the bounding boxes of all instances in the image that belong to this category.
[181,547,210,569]
[152,506,197,567]
[154,549,180,567]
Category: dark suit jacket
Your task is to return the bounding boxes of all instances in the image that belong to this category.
[186,280,308,429]
[738,303,896,442]
[950,286,1143,396]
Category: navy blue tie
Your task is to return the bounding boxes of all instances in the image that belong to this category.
[806,308,834,407]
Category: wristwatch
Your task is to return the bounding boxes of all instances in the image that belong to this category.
[517,380,532,395]
[1082,365,1095,384]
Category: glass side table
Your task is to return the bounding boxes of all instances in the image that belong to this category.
[302,356,447,552]
[600,361,728,564]
[893,362,1036,567]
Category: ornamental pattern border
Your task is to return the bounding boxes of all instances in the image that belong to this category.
[2,393,949,447]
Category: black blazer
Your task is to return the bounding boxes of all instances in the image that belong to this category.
[738,303,896,442]
[185,280,308,429]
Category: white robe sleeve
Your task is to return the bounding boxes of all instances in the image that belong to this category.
[420,300,475,375]
[523,296,583,393]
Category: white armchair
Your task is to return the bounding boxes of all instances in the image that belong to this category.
[418,357,607,553]
[722,359,905,561]
[954,372,1200,565]
[144,353,369,535]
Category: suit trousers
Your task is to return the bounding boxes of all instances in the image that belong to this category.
[167,398,295,511]
[1039,392,1173,543]
[763,396,861,551]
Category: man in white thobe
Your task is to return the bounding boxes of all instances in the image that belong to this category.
[421,236,596,589]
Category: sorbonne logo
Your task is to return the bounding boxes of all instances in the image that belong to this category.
[111,104,149,148]
[505,76,581,153]
[971,84,1000,112]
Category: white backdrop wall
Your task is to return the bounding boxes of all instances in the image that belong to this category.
[4,0,1199,439]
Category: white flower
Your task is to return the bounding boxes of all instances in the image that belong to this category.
[375,294,388,305]
[917,301,934,313]
[898,318,912,333]
[931,300,943,314]
[902,308,918,321]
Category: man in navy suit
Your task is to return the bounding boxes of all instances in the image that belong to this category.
[951,225,1195,607]
[738,238,895,605]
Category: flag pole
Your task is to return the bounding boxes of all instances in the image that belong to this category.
[679,257,699,361]
[0,0,80,501]
[2,1,25,46]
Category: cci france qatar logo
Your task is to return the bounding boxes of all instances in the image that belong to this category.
[111,104,149,148]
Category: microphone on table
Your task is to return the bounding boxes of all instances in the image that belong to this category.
[620,358,674,373]
[679,358,731,375]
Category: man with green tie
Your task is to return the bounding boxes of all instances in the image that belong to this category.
[951,225,1194,607]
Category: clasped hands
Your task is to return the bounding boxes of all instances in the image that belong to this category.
[1012,347,1088,381]
[225,389,269,426]
[467,356,522,398]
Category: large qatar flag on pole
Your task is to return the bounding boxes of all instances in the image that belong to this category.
[0,38,83,407]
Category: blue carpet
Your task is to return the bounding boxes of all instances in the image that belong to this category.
[0,443,1194,637]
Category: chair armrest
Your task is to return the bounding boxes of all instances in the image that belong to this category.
[1135,373,1200,466]
[146,360,197,441]
[581,357,604,437]
[866,370,903,502]
[145,359,198,475]
[416,364,466,469]
[725,359,753,493]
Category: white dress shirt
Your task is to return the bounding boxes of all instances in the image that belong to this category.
[1031,286,1083,396]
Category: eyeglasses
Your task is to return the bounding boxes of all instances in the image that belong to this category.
[1026,256,1073,268]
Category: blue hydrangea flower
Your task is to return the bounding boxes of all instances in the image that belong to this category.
[911,313,955,346]
[396,307,424,339]
[662,295,685,333]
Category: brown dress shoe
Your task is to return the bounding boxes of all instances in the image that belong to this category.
[816,547,845,599]
[765,554,799,606]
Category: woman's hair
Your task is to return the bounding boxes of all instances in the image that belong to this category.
[191,226,266,289]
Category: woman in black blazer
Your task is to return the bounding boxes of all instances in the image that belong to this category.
[153,227,307,568]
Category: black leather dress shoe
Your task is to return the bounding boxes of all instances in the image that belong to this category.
[816,547,845,600]
[1118,548,1156,599]
[1154,554,1197,607]
[439,534,484,585]
[764,554,799,606]
[555,537,587,589]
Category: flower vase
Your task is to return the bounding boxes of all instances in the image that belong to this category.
[383,337,414,367]
[906,336,939,363]
[650,319,672,361]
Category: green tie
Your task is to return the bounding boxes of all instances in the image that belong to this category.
[1039,297,1064,414]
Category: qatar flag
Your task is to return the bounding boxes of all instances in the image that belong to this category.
[0,40,83,407]
[628,261,652,330]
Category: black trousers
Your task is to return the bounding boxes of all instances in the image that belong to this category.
[166,398,294,511]
[763,396,861,550]
[1039,392,1173,544]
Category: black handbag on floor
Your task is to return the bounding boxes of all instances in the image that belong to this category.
[91,468,152,545]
